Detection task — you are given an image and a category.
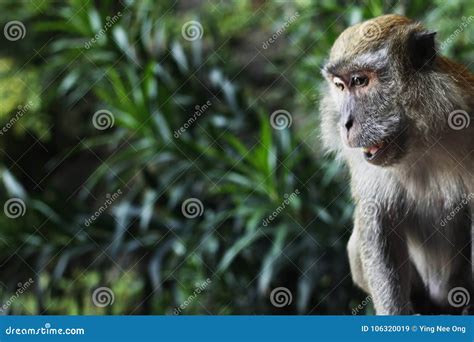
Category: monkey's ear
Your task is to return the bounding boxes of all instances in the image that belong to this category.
[407,30,437,70]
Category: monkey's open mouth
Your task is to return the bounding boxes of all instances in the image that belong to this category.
[362,142,386,161]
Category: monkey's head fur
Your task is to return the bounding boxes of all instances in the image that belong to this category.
[321,14,473,167]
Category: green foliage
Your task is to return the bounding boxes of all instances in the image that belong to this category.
[0,0,471,315]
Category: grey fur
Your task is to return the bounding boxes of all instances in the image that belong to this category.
[320,15,473,315]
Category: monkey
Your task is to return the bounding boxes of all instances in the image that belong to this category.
[320,14,473,315]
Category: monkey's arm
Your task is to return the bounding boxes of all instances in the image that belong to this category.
[354,204,413,315]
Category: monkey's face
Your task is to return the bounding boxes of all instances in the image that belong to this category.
[322,54,407,166]
[321,15,440,167]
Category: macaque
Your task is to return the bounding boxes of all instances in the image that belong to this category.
[320,14,473,314]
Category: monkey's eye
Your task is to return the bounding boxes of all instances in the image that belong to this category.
[351,75,369,87]
[333,77,345,91]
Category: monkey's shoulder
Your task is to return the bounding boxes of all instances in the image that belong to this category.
[349,152,472,212]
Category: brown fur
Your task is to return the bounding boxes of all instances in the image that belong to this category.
[330,15,412,61]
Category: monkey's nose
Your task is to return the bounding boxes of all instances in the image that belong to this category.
[344,116,354,132]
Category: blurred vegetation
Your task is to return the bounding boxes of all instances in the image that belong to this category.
[0,0,472,315]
